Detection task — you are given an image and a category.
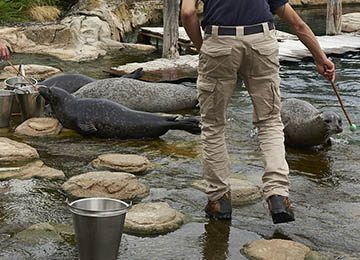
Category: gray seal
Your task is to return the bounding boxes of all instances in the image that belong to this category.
[39,68,144,94]
[38,86,201,139]
[281,98,343,148]
[40,74,96,93]
[73,77,198,112]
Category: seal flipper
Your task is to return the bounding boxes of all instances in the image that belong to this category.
[77,120,98,135]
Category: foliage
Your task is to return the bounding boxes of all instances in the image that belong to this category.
[0,0,78,23]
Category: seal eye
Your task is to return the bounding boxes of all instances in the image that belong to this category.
[324,119,332,124]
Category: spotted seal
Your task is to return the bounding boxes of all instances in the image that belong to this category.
[280,98,343,148]
[73,77,198,112]
[38,86,201,139]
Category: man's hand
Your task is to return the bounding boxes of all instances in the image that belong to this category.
[0,42,10,61]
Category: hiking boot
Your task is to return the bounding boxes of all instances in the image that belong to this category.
[205,191,232,219]
[267,195,295,224]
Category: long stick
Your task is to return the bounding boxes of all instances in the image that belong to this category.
[329,80,353,126]
[6,60,38,88]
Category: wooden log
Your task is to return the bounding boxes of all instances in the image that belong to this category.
[162,0,180,59]
[326,0,342,35]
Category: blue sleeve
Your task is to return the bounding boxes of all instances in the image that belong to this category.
[269,0,288,14]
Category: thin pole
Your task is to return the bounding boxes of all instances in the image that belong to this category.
[329,79,353,126]
[6,60,38,88]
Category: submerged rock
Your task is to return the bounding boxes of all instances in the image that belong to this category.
[124,202,184,235]
[15,117,63,137]
[91,153,154,173]
[0,160,65,180]
[242,239,311,260]
[14,222,74,245]
[62,171,149,200]
[0,137,39,162]
[192,177,262,205]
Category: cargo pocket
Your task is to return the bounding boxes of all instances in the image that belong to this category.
[251,79,281,123]
[250,39,279,77]
[197,76,217,122]
[199,46,234,78]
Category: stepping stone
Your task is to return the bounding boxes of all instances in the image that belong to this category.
[15,117,62,137]
[62,171,148,200]
[91,153,154,173]
[124,202,184,235]
[0,137,39,162]
[0,160,65,180]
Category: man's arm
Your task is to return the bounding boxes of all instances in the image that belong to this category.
[275,3,335,82]
[181,0,203,52]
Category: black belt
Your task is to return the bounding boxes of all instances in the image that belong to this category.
[205,22,274,36]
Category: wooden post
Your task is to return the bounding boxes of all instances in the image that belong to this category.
[162,0,180,59]
[326,0,342,35]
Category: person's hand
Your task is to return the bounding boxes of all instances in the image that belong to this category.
[0,42,10,61]
[317,58,335,83]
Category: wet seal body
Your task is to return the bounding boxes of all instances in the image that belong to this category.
[40,68,144,94]
[281,98,343,148]
[73,77,198,113]
[38,86,201,139]
[40,74,96,93]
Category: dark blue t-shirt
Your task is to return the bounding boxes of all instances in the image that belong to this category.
[200,0,288,29]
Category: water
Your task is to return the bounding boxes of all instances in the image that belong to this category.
[1,7,360,260]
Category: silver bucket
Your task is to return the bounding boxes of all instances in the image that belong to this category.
[4,76,38,115]
[0,90,15,128]
[15,91,45,122]
[68,197,131,260]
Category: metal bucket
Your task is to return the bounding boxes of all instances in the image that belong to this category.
[15,91,45,122]
[68,197,131,260]
[0,90,15,128]
[4,76,38,115]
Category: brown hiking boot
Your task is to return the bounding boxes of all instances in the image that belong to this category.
[267,195,295,224]
[204,191,232,219]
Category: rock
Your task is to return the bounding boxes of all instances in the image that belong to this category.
[0,64,62,82]
[124,202,184,234]
[0,160,65,180]
[15,117,63,137]
[0,137,39,162]
[305,251,336,260]
[342,13,360,33]
[192,177,262,205]
[91,153,154,173]
[62,171,149,200]
[242,239,311,260]
[14,222,74,245]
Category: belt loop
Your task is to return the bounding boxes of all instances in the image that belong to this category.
[263,22,270,37]
[236,26,244,37]
[212,25,219,36]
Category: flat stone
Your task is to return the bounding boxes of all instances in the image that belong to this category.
[91,153,154,173]
[192,177,262,205]
[342,12,360,33]
[242,239,311,260]
[124,202,184,234]
[0,137,39,162]
[15,117,62,137]
[0,160,65,180]
[0,64,61,81]
[62,171,149,200]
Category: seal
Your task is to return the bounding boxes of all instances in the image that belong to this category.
[38,86,201,139]
[73,77,198,112]
[39,68,144,94]
[40,74,96,93]
[280,98,343,148]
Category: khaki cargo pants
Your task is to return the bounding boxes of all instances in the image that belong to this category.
[197,22,290,202]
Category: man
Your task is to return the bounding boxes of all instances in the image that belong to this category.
[0,41,10,61]
[181,0,335,224]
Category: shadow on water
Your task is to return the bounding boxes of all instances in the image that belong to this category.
[1,5,360,260]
